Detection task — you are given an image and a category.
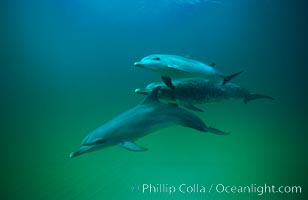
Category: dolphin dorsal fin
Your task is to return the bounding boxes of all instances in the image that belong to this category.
[141,86,161,104]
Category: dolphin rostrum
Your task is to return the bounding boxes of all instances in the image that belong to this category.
[70,87,228,158]
[135,78,274,112]
[134,54,242,89]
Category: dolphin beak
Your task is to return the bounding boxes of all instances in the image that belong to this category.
[70,145,94,158]
[134,88,151,94]
[134,62,142,67]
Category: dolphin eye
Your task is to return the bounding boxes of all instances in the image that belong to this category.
[152,57,160,61]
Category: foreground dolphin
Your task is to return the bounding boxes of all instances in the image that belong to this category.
[135,78,274,112]
[134,54,242,89]
[70,87,228,158]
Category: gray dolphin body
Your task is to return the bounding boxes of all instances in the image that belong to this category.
[135,78,274,112]
[70,87,228,158]
[134,54,242,88]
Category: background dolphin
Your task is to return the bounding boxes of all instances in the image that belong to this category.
[134,54,242,89]
[70,87,228,158]
[135,78,274,112]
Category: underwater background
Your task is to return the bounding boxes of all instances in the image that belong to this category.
[1,0,307,199]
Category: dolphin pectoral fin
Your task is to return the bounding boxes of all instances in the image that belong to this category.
[119,141,148,152]
[167,64,189,73]
[182,103,204,112]
[204,126,230,135]
[222,71,243,86]
[244,94,275,104]
[161,76,175,90]
[166,64,179,70]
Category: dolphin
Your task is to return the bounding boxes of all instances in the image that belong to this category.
[135,78,274,112]
[134,54,242,89]
[70,87,228,158]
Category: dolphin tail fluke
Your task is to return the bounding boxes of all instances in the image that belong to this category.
[244,94,275,104]
[222,71,243,86]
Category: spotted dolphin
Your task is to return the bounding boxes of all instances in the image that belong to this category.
[134,54,242,89]
[70,87,228,158]
[135,78,274,112]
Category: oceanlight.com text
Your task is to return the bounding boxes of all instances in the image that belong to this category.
[131,183,302,196]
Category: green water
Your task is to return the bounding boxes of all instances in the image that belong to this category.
[1,0,307,199]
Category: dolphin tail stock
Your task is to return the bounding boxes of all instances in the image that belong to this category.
[243,93,275,104]
[222,71,243,86]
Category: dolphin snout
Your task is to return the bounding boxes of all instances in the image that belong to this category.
[134,62,142,67]
[70,145,93,158]
[134,88,150,94]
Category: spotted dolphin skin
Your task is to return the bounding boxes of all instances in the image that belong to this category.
[134,54,242,89]
[135,78,274,112]
[70,87,228,158]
